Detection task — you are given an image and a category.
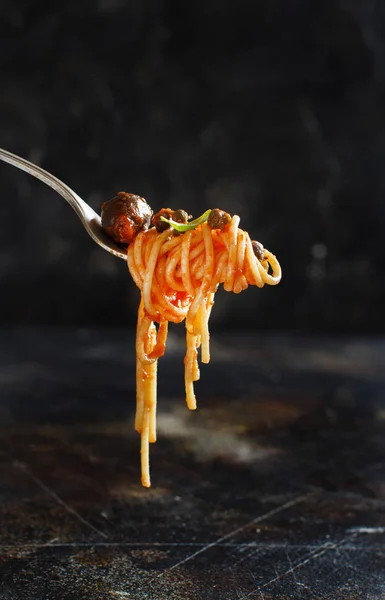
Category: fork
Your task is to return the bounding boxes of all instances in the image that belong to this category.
[0,147,127,260]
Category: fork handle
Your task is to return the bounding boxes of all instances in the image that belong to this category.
[0,147,99,223]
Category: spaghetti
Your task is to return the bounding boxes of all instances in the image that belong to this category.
[126,210,281,487]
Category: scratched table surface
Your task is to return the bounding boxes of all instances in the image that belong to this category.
[0,329,385,599]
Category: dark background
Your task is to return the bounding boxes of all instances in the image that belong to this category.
[1,0,384,334]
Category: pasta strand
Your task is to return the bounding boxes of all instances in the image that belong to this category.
[127,218,281,486]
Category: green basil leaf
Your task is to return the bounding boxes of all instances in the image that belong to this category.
[160,209,212,232]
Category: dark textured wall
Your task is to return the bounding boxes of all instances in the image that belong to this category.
[1,0,384,333]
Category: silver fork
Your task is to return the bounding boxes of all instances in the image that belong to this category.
[0,147,127,260]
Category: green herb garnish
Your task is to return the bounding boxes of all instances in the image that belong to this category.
[160,209,212,232]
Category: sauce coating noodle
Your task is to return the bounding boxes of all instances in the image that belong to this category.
[127,216,281,487]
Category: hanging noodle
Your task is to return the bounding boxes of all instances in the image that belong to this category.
[127,215,281,487]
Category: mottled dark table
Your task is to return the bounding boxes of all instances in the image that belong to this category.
[0,329,385,599]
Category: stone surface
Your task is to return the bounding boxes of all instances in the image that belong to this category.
[0,329,385,598]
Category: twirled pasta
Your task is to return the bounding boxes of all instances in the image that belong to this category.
[127,214,281,487]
